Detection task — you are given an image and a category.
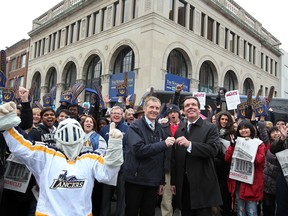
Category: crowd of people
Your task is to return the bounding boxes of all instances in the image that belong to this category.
[0,84,287,216]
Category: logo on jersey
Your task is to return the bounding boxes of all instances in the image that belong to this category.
[50,170,85,189]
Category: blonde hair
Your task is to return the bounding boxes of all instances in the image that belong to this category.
[32,107,41,115]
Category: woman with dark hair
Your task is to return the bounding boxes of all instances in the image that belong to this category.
[215,111,236,216]
[225,120,266,216]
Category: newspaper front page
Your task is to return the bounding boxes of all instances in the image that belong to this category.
[4,154,32,193]
[276,149,288,185]
[229,137,262,184]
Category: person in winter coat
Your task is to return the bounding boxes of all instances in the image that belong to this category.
[124,96,175,216]
[225,120,266,216]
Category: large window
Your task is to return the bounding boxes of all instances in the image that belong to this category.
[199,62,214,93]
[207,17,214,41]
[86,56,102,89]
[33,72,41,102]
[243,78,254,95]
[167,49,188,77]
[65,63,77,90]
[48,68,57,92]
[113,47,135,74]
[133,0,139,19]
[224,70,236,91]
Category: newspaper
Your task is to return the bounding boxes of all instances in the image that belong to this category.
[228,137,262,184]
[276,149,288,185]
[219,138,230,153]
[4,154,32,193]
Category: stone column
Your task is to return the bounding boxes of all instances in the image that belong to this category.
[213,20,217,43]
[89,13,95,36]
[185,3,190,29]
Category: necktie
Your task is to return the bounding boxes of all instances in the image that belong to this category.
[188,123,193,133]
[149,123,155,130]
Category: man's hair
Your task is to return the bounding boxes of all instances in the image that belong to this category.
[143,96,161,108]
[111,105,124,114]
[56,109,71,118]
[182,96,200,109]
[275,118,286,125]
[40,107,56,118]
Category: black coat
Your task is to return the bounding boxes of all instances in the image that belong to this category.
[171,117,222,209]
[123,117,167,186]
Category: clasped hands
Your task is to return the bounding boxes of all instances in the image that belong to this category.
[165,136,190,148]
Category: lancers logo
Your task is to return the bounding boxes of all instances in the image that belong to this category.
[50,170,85,190]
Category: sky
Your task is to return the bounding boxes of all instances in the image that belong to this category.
[0,0,287,51]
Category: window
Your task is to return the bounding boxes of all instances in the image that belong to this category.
[229,31,235,53]
[275,62,278,76]
[169,0,174,20]
[94,12,100,34]
[122,0,129,23]
[58,30,61,49]
[201,13,205,37]
[70,23,75,43]
[19,76,24,87]
[243,78,254,95]
[113,2,119,26]
[113,47,135,74]
[189,6,194,31]
[261,53,263,69]
[86,16,90,37]
[48,68,57,92]
[166,49,188,77]
[32,72,41,102]
[216,22,220,45]
[243,40,246,59]
[38,40,42,56]
[85,57,102,102]
[265,56,269,72]
[224,71,236,91]
[207,17,214,42]
[48,35,52,52]
[65,26,69,46]
[21,54,26,68]
[101,8,107,31]
[65,64,77,90]
[270,59,273,74]
[178,0,186,27]
[11,58,16,71]
[199,62,214,93]
[133,0,139,19]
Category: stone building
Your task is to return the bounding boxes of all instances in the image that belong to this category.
[26,0,282,106]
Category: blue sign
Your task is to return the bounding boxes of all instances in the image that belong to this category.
[109,71,135,102]
[165,73,190,92]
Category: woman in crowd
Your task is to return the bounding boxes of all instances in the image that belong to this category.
[81,115,107,216]
[225,120,266,216]
[215,111,236,216]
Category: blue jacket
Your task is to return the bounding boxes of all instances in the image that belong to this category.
[123,117,167,186]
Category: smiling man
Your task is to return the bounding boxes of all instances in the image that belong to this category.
[28,107,57,147]
[171,96,222,216]
[124,96,175,216]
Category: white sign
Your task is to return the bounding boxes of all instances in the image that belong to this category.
[193,92,206,110]
[225,90,241,110]
[276,149,288,185]
[229,137,262,184]
[4,154,32,193]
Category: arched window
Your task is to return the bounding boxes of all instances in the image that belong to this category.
[65,63,77,90]
[86,56,102,89]
[48,68,57,92]
[243,78,254,95]
[32,72,41,102]
[85,56,102,101]
[167,49,188,77]
[199,62,214,93]
[224,70,236,91]
[113,47,134,74]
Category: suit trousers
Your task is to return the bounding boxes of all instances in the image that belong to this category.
[125,181,158,216]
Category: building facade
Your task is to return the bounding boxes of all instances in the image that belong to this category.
[26,0,282,106]
[6,39,30,88]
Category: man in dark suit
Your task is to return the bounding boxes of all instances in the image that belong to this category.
[171,96,222,216]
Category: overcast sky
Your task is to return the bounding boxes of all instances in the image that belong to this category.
[0,0,287,51]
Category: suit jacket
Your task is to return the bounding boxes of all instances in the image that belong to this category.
[171,117,222,209]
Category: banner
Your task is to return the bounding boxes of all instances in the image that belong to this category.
[276,149,288,185]
[164,73,190,92]
[109,71,135,102]
[225,90,241,110]
[193,92,206,110]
